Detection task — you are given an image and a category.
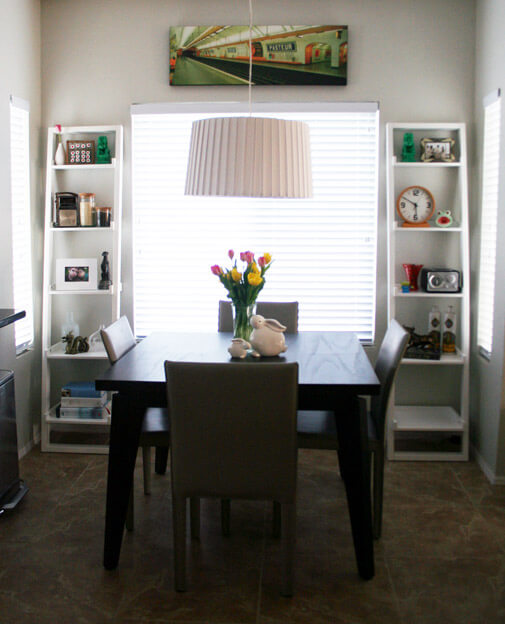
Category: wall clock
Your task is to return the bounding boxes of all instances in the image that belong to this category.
[396,185,435,227]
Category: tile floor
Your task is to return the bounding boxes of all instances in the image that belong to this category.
[1,448,505,623]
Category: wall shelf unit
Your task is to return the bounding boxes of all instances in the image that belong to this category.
[41,125,123,453]
[386,122,470,461]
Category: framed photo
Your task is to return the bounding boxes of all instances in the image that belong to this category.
[169,25,348,86]
[56,258,98,291]
[420,137,456,162]
[66,140,95,164]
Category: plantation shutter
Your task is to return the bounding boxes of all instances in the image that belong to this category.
[477,90,501,359]
[9,96,34,353]
[131,102,378,341]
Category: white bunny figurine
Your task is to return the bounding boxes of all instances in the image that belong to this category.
[249,314,288,357]
[228,338,251,359]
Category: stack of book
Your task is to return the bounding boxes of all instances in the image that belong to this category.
[58,382,109,420]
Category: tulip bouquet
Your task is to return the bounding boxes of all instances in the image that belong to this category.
[211,249,272,339]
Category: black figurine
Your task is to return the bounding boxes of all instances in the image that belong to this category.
[99,251,111,290]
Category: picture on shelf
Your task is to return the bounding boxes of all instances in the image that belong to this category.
[55,258,98,291]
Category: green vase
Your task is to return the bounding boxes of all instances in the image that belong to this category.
[232,303,256,341]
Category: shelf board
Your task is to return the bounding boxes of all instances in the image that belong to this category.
[52,163,115,170]
[49,287,113,296]
[393,223,462,232]
[50,224,115,232]
[393,161,461,168]
[47,342,109,359]
[394,285,463,298]
[402,349,465,365]
[393,405,464,431]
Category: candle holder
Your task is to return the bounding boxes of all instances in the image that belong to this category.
[402,263,423,291]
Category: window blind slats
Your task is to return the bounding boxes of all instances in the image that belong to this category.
[10,99,34,353]
[477,96,501,356]
[132,106,378,340]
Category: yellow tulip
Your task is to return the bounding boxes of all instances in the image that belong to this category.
[251,263,260,274]
[264,253,272,264]
[231,268,242,283]
[247,273,263,286]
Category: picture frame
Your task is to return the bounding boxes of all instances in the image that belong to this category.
[420,137,456,162]
[55,258,98,291]
[66,140,95,164]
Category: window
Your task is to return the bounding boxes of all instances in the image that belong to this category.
[9,96,34,353]
[477,90,501,359]
[131,102,379,341]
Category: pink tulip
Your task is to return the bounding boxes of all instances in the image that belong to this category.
[244,251,254,264]
[240,252,246,262]
[228,249,234,260]
[210,264,221,275]
[258,256,266,268]
[55,124,62,133]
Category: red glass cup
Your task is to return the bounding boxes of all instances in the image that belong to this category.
[402,263,423,291]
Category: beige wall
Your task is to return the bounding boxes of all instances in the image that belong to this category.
[0,0,42,452]
[472,0,505,480]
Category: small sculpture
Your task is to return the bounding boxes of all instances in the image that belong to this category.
[96,135,111,164]
[228,338,252,359]
[435,209,453,228]
[99,251,111,290]
[62,332,90,354]
[249,315,288,357]
[401,132,416,162]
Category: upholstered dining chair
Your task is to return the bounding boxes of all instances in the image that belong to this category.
[218,300,299,333]
[164,360,299,596]
[296,319,409,539]
[101,316,170,530]
[218,300,299,536]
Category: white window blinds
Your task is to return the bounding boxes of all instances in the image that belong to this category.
[131,102,378,341]
[477,91,501,359]
[9,96,34,353]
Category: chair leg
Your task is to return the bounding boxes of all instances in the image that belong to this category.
[190,497,200,539]
[125,487,134,532]
[280,502,295,597]
[173,495,187,592]
[372,448,384,540]
[272,501,281,538]
[221,499,231,536]
[142,446,152,495]
[155,446,169,474]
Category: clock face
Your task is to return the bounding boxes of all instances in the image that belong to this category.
[396,186,435,225]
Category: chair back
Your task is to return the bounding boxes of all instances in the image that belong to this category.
[164,361,299,502]
[371,319,409,440]
[218,300,299,334]
[101,316,136,363]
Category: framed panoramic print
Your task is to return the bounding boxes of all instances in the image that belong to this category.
[55,258,98,291]
[169,25,348,86]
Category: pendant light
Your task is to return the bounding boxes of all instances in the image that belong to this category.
[185,3,312,198]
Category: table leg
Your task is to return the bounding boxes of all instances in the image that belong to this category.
[335,395,374,580]
[103,392,144,570]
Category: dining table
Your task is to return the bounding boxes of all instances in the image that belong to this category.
[95,331,380,580]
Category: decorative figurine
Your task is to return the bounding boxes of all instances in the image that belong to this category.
[99,251,111,290]
[249,315,288,357]
[401,132,416,162]
[228,338,252,359]
[435,209,454,228]
[62,332,90,354]
[95,135,111,164]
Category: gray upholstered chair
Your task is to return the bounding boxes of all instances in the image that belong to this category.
[164,360,299,595]
[296,319,409,539]
[218,300,299,333]
[218,300,299,536]
[101,316,170,530]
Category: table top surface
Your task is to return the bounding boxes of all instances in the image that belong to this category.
[96,331,380,395]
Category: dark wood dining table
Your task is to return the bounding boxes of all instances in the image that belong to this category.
[96,331,380,580]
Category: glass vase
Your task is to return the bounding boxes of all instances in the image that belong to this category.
[232,303,256,341]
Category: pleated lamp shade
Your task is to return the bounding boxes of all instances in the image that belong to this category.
[185,116,312,198]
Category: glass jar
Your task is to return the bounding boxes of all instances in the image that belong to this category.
[79,193,96,226]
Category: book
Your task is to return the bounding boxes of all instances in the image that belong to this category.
[60,393,107,408]
[58,404,110,421]
[61,381,102,399]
